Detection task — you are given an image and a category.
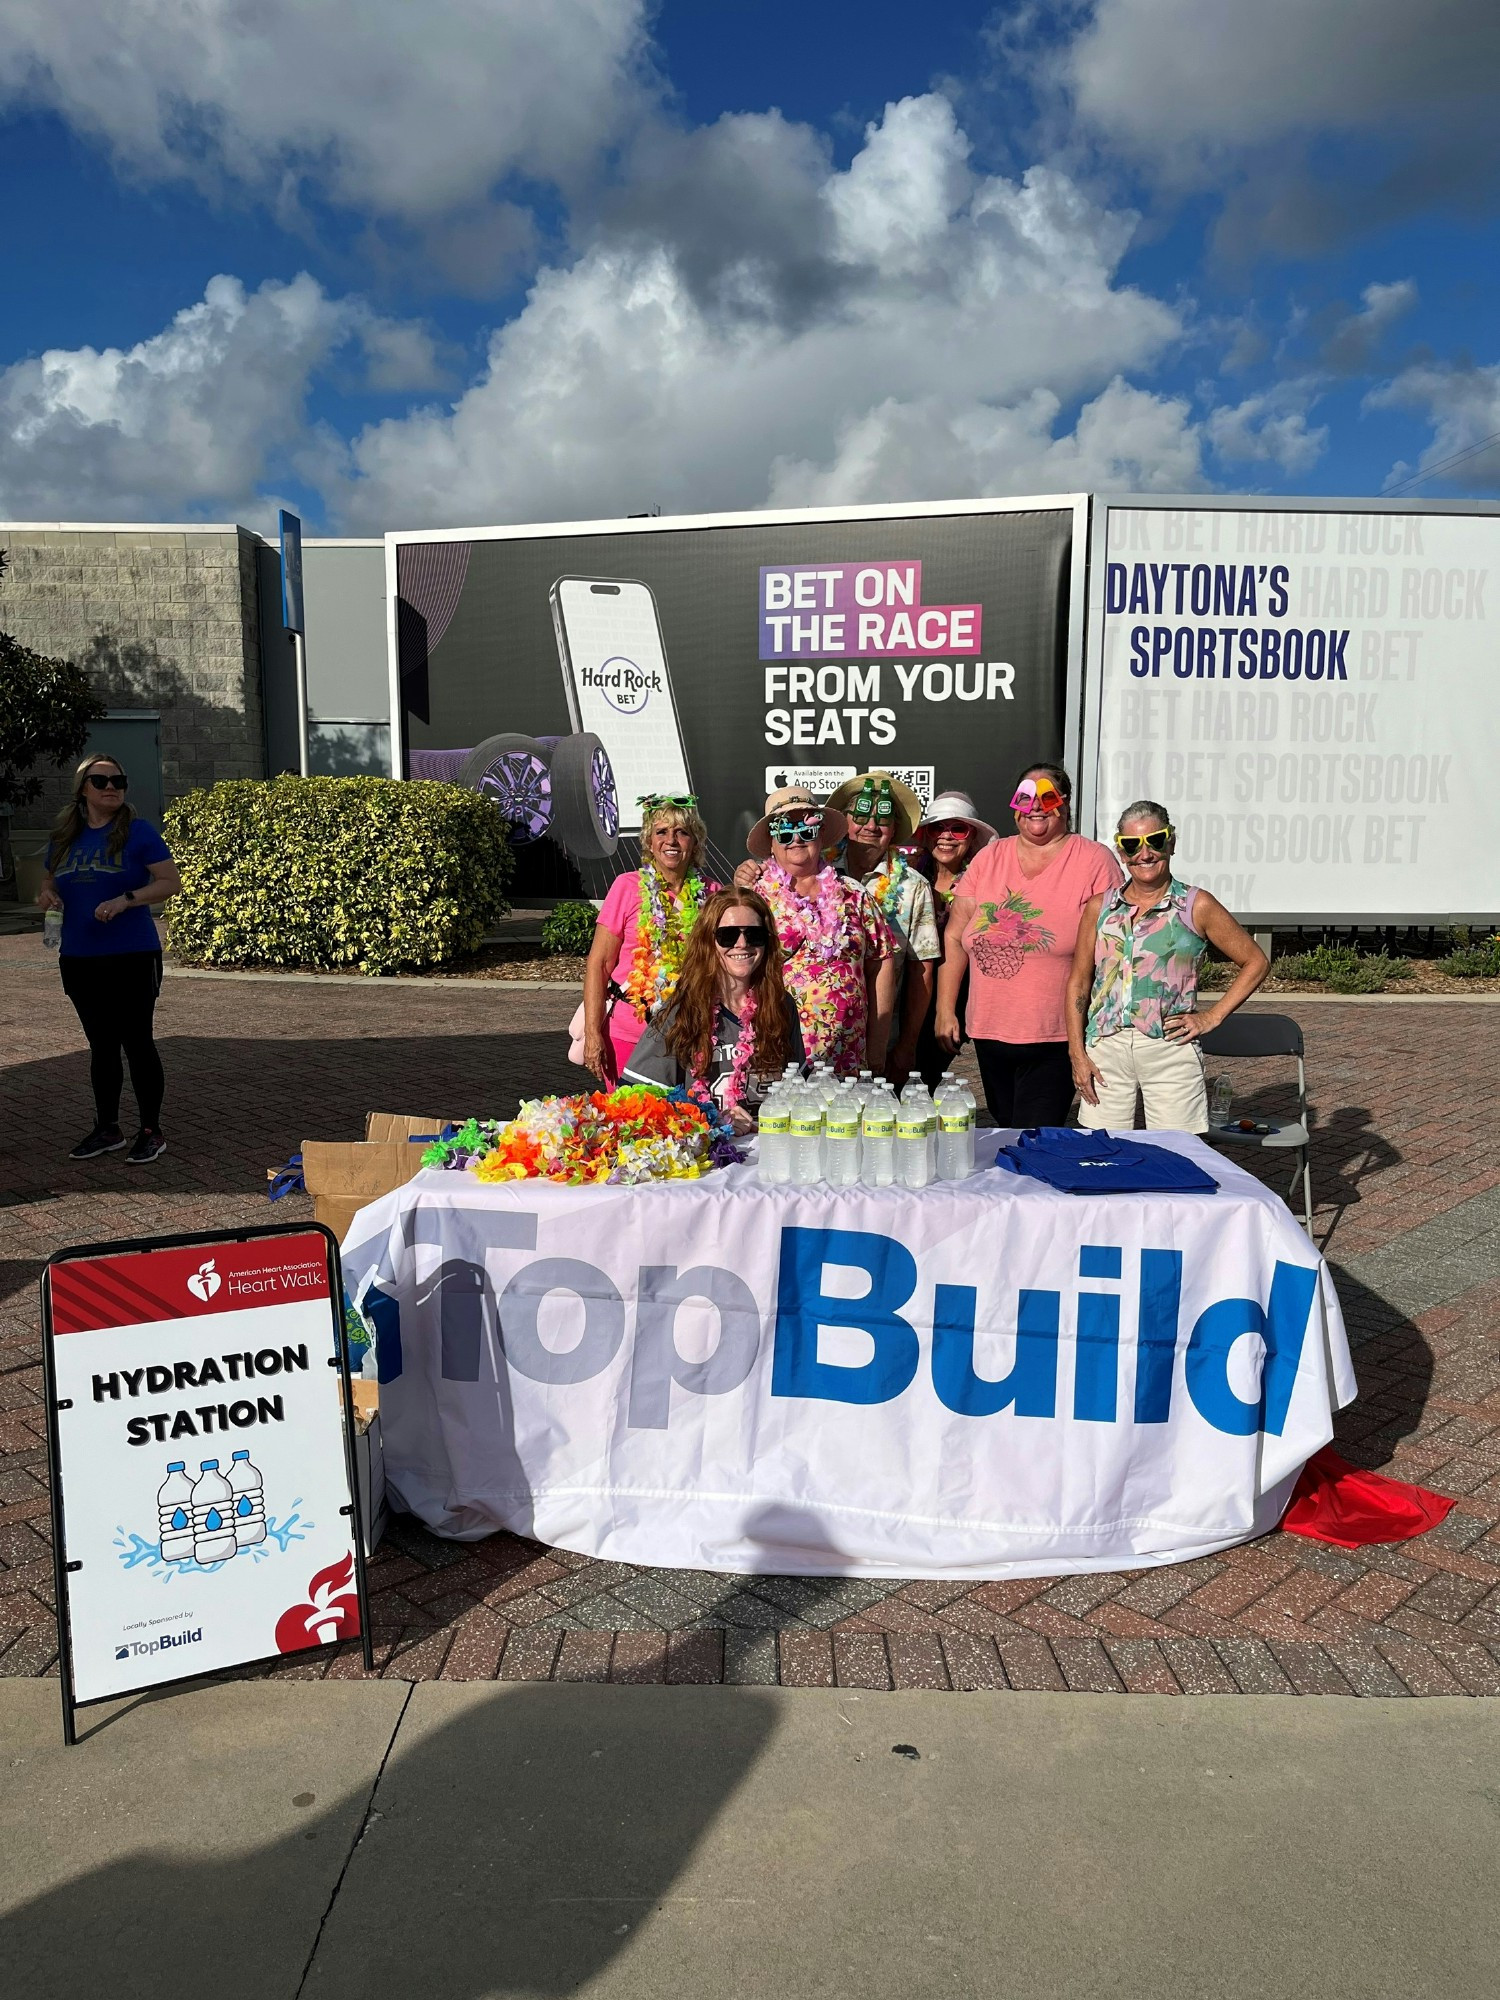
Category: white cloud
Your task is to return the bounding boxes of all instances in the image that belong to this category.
[0,274,435,521]
[1205,381,1328,475]
[1320,280,1418,373]
[335,97,1189,529]
[0,0,649,219]
[1367,361,1500,492]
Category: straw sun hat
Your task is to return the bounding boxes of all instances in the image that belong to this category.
[746,784,848,860]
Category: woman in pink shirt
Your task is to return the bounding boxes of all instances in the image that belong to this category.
[582,797,719,1085]
[935,762,1121,1128]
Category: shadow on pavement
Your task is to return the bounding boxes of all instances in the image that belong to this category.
[6,1682,780,2000]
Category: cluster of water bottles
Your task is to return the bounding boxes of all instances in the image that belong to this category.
[156,1451,266,1565]
[756,1065,978,1189]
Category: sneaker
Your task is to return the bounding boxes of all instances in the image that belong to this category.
[69,1126,125,1160]
[126,1128,167,1165]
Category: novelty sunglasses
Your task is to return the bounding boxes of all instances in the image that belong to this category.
[769,813,823,842]
[1010,777,1064,816]
[715,924,769,948]
[639,792,699,811]
[1115,828,1174,857]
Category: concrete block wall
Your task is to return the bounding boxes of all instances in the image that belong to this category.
[0,524,266,826]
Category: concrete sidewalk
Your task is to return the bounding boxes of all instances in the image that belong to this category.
[4,1680,1495,1999]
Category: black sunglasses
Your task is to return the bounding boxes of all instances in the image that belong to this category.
[715,924,769,949]
[86,773,128,791]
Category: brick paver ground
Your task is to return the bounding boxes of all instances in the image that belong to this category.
[4,930,1499,1697]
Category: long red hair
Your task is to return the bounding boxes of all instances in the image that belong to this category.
[663,887,792,1081]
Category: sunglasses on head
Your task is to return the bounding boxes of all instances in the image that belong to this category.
[715,924,768,949]
[1010,777,1064,817]
[86,773,128,791]
[1115,828,1173,857]
[639,792,698,812]
[769,813,822,843]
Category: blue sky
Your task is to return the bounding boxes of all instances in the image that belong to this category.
[0,0,1497,532]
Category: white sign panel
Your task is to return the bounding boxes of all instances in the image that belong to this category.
[341,1137,1354,1580]
[45,1229,366,1709]
[1093,504,1499,918]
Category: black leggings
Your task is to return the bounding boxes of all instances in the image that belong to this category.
[60,952,165,1130]
[973,1038,1074,1129]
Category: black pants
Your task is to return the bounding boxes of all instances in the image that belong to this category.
[60,952,165,1129]
[973,1037,1074,1129]
[914,967,969,1093]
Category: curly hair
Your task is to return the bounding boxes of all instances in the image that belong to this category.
[640,797,708,855]
[662,887,791,1082]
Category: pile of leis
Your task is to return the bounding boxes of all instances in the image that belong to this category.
[623,865,706,1022]
[420,1084,742,1186]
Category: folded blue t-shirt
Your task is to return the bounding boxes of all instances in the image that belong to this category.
[993,1127,1219,1194]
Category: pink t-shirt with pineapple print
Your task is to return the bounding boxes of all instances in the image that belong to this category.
[957,833,1122,1044]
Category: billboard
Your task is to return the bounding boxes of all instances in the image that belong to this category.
[1085,500,1500,921]
[388,497,1086,871]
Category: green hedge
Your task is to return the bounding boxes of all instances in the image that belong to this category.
[1271,943,1411,993]
[540,899,599,956]
[164,775,512,974]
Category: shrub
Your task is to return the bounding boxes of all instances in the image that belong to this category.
[540,898,599,957]
[164,775,512,974]
[1272,943,1410,993]
[1438,936,1500,978]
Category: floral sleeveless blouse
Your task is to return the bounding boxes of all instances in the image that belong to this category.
[1085,879,1206,1044]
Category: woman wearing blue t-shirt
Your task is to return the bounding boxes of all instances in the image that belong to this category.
[38,755,181,1162]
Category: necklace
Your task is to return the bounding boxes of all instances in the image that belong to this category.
[759,860,855,963]
[624,865,704,1022]
[724,986,759,1109]
[861,847,910,925]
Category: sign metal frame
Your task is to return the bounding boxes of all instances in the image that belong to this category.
[42,1219,375,1746]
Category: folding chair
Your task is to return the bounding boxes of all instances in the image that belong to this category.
[1199,1013,1313,1234]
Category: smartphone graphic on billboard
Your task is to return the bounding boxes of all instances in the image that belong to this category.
[551,577,692,833]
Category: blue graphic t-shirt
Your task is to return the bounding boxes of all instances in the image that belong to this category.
[49,817,171,956]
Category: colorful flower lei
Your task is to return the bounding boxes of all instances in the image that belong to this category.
[420,1084,742,1186]
[723,985,759,1110]
[623,865,706,1023]
[861,846,912,927]
[757,859,870,1074]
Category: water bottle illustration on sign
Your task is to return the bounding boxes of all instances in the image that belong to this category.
[155,1452,266,1565]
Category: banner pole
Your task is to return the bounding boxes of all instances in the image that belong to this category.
[40,1274,78,1745]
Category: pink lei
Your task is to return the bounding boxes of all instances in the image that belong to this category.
[758,859,872,1074]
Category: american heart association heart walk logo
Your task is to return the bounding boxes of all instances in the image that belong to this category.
[186,1258,221,1302]
[275,1552,361,1653]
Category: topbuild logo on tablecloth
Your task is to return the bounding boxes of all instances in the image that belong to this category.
[364,1222,1318,1442]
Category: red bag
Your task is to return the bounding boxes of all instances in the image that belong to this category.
[1282,1445,1456,1550]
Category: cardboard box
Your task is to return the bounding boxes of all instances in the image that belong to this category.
[301,1111,454,1243]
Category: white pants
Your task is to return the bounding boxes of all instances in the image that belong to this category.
[1078,1027,1208,1133]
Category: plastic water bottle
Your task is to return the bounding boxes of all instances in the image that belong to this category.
[157,1461,195,1563]
[1209,1074,1233,1124]
[957,1078,978,1175]
[191,1459,238,1564]
[824,1085,862,1186]
[790,1087,825,1184]
[861,1086,897,1186]
[897,1086,935,1188]
[757,1084,793,1184]
[227,1449,266,1548]
[43,908,63,951]
[940,1088,976,1176]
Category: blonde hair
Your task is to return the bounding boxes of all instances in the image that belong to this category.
[641,799,708,854]
[49,754,135,864]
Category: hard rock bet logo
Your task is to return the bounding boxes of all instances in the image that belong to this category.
[275,1552,362,1654]
[186,1258,222,1303]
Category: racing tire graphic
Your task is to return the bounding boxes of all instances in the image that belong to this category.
[549,733,620,861]
[460,734,553,844]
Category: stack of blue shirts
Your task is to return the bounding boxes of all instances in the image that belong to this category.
[992,1128,1219,1194]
